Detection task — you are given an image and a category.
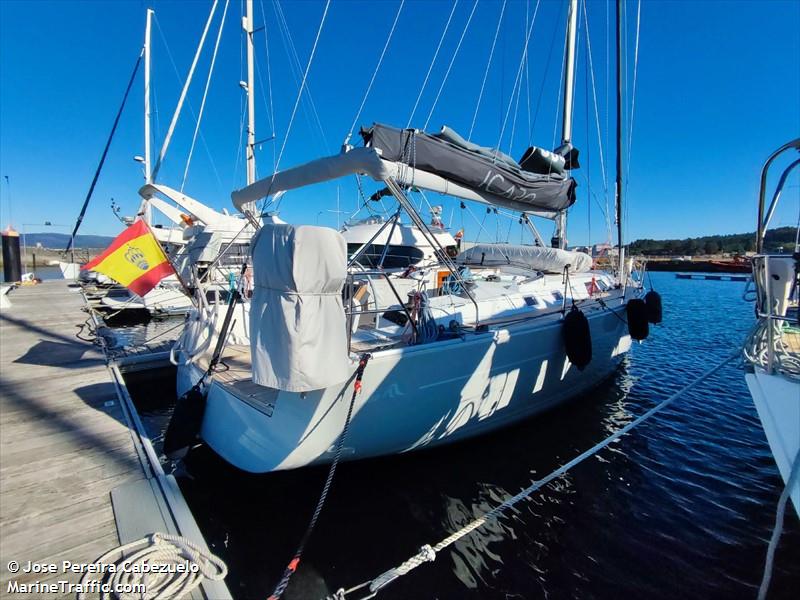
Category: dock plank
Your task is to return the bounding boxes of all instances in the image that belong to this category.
[0,282,144,597]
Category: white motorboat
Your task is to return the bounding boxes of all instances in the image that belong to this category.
[742,138,800,517]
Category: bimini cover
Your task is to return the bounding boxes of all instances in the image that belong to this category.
[457,244,593,273]
[249,224,349,391]
[362,124,577,214]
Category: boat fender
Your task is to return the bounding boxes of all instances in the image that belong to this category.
[562,305,592,370]
[644,290,662,324]
[626,298,649,341]
[163,384,207,460]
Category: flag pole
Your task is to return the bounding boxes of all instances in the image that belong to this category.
[140,219,194,300]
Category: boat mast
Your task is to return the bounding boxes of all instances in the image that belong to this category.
[561,0,578,146]
[555,0,579,250]
[615,0,625,279]
[143,8,154,223]
[244,0,256,186]
[144,8,153,183]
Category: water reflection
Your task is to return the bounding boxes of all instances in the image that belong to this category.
[119,273,800,599]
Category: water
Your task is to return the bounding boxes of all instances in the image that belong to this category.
[119,272,799,599]
[2,264,64,282]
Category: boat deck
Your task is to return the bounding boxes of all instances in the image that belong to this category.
[784,328,800,354]
[0,281,229,599]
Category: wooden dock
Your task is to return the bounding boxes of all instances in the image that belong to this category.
[0,280,228,599]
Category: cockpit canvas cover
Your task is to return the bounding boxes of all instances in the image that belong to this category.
[362,124,577,214]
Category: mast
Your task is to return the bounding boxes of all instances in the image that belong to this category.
[244,0,256,186]
[615,0,625,279]
[143,8,154,223]
[561,0,578,145]
[144,8,153,183]
[554,0,578,250]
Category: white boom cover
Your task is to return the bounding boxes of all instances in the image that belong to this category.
[250,224,350,391]
[457,243,593,273]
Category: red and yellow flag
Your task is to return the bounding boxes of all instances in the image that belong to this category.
[82,220,175,296]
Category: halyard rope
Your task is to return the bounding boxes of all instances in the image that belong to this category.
[328,351,739,599]
[76,532,227,600]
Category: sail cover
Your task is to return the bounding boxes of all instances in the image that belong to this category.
[249,224,350,392]
[362,124,577,214]
[457,243,593,273]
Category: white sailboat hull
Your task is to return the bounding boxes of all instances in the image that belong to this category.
[178,303,633,473]
[745,369,800,517]
[100,278,193,315]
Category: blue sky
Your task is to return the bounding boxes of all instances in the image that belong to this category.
[1,0,798,247]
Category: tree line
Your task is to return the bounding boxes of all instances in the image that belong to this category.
[629,227,797,256]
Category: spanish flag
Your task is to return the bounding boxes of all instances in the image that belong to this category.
[82,220,175,296]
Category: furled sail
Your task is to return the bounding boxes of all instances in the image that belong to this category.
[457,243,593,273]
[361,124,577,214]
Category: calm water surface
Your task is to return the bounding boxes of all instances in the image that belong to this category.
[121,272,799,599]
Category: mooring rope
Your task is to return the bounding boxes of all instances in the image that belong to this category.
[328,351,739,600]
[758,447,800,600]
[269,354,372,600]
[76,532,227,600]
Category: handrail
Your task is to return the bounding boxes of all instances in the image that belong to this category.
[747,254,800,377]
[347,208,402,269]
[345,269,417,352]
[762,158,800,248]
[756,138,800,253]
[383,177,482,325]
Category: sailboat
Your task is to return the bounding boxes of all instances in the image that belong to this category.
[742,138,800,517]
[84,4,264,316]
[168,0,658,473]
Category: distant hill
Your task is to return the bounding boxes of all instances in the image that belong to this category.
[20,232,115,249]
[629,227,797,256]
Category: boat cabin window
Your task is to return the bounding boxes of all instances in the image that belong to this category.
[347,243,425,269]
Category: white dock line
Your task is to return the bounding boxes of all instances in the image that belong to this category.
[328,351,741,600]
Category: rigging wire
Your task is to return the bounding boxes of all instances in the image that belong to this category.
[272,0,329,154]
[346,0,406,144]
[233,1,247,187]
[248,1,277,177]
[181,0,230,192]
[260,0,277,170]
[507,5,528,157]
[624,0,642,241]
[152,13,224,192]
[529,0,565,141]
[621,0,629,240]
[550,8,569,150]
[423,0,480,131]
[467,0,506,140]
[267,0,331,202]
[66,51,142,251]
[584,0,591,247]
[525,0,532,146]
[152,1,219,182]
[407,0,460,128]
[605,0,612,245]
[496,0,542,154]
[582,0,611,243]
